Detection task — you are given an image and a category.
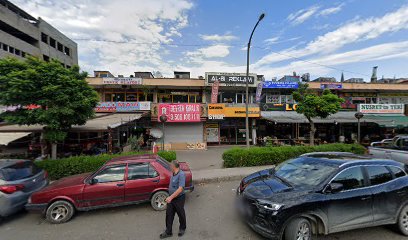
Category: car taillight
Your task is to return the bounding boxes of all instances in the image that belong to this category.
[0,184,25,194]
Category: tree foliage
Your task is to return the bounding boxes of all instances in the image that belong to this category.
[292,83,344,145]
[0,57,99,143]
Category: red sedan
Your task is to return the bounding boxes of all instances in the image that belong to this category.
[25,154,193,223]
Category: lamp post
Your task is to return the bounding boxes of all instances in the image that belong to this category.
[354,112,364,144]
[245,13,265,148]
[159,115,168,151]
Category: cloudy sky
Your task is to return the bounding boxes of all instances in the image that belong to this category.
[12,0,408,80]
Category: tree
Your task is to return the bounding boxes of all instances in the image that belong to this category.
[292,84,344,146]
[0,57,99,159]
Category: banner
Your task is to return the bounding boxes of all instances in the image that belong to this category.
[255,82,263,102]
[95,102,151,112]
[320,83,342,89]
[102,77,142,85]
[208,104,260,119]
[260,103,298,111]
[358,104,404,114]
[206,123,219,142]
[158,103,201,122]
[211,81,220,103]
[262,81,299,89]
[205,72,257,86]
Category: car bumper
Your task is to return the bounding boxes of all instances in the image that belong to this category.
[25,203,48,213]
[185,184,194,193]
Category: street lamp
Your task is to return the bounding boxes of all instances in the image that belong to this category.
[354,112,364,144]
[245,13,265,148]
[159,115,168,151]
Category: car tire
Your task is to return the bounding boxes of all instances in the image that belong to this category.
[397,205,408,236]
[45,200,75,224]
[151,191,169,211]
[284,218,312,240]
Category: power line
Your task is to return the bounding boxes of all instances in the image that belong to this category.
[74,38,372,77]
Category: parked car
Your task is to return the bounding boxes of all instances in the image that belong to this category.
[26,154,193,223]
[236,153,408,240]
[369,135,408,163]
[0,159,48,218]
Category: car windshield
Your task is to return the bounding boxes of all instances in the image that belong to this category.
[273,158,338,187]
[156,157,171,171]
[0,161,41,181]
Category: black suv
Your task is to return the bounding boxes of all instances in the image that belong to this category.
[236,153,408,240]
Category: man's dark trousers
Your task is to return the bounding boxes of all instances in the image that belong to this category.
[165,195,186,234]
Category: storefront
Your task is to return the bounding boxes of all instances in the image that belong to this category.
[206,103,260,145]
[152,103,206,150]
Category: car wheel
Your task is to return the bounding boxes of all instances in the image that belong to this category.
[46,200,75,224]
[151,191,169,211]
[284,218,312,240]
[398,205,408,235]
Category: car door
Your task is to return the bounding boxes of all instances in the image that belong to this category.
[365,165,406,222]
[124,163,160,203]
[325,166,374,233]
[81,164,126,208]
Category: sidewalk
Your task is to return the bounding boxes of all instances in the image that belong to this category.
[192,165,275,184]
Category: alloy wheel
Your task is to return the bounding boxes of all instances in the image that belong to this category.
[402,210,408,231]
[50,205,68,221]
[296,222,311,240]
[154,193,167,209]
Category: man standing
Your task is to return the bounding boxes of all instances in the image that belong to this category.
[160,161,186,239]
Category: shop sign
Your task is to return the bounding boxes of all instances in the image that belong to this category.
[320,83,342,89]
[255,82,263,102]
[102,77,142,85]
[205,72,257,86]
[158,103,201,122]
[206,123,219,143]
[208,104,260,119]
[95,102,151,112]
[261,103,298,111]
[358,104,404,114]
[211,81,220,103]
[262,81,299,89]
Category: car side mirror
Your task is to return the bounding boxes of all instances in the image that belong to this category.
[90,178,98,185]
[326,183,344,194]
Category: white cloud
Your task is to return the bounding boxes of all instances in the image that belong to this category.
[185,45,231,58]
[264,37,280,44]
[200,34,238,42]
[256,5,408,67]
[12,0,193,76]
[287,6,320,25]
[318,4,344,17]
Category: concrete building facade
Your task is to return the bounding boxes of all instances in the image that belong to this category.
[0,0,77,67]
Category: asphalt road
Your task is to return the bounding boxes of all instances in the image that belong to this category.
[0,181,405,240]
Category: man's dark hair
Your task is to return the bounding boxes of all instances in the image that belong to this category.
[173,160,180,168]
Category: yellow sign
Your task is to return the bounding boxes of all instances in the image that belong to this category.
[208,104,260,119]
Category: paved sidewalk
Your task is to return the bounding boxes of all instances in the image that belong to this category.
[192,165,274,184]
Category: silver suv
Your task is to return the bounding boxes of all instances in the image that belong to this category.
[0,159,48,218]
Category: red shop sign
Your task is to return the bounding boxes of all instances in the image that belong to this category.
[158,104,201,122]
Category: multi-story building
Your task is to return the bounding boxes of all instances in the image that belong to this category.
[0,0,77,67]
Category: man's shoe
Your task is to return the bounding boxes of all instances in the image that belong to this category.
[178,229,185,237]
[160,232,172,239]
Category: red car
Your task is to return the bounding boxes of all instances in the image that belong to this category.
[25,154,193,223]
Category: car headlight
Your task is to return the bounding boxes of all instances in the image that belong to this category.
[256,200,284,211]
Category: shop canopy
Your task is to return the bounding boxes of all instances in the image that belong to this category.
[0,132,31,145]
[0,113,144,133]
[363,115,408,128]
[261,111,395,125]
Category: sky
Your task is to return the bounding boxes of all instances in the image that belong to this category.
[12,0,408,81]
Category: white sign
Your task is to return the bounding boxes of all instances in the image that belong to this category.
[102,77,143,85]
[208,114,225,120]
[358,104,404,114]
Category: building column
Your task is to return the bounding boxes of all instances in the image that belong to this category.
[153,88,158,103]
[252,118,257,145]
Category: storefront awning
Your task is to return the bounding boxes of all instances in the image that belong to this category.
[0,132,31,145]
[261,111,395,124]
[363,115,408,127]
[0,113,144,133]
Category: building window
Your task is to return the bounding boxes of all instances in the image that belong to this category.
[41,33,48,44]
[66,65,71,69]
[64,47,70,56]
[49,38,56,48]
[57,42,63,52]
[14,49,21,56]
[8,46,14,54]
[2,44,8,51]
[43,55,50,62]
[21,52,26,58]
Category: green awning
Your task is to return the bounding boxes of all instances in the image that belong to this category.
[363,115,408,127]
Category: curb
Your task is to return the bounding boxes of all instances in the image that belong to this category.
[192,174,247,185]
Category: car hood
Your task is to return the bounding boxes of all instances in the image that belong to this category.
[242,169,311,201]
[43,173,90,191]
